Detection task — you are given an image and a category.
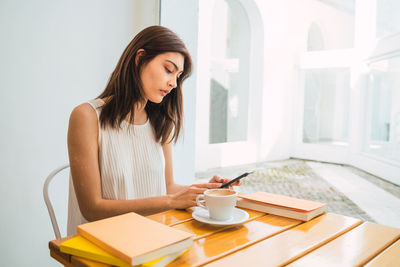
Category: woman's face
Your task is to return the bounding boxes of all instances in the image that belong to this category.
[139,51,184,104]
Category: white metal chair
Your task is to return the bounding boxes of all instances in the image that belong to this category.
[43,163,70,239]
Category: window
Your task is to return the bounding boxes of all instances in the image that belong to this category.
[301,1,355,146]
[307,0,355,50]
[303,68,350,144]
[376,0,400,38]
[307,23,325,51]
[364,56,400,163]
[208,0,250,144]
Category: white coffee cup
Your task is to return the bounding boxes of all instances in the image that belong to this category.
[196,188,238,221]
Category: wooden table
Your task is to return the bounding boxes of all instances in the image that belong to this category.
[49,208,400,266]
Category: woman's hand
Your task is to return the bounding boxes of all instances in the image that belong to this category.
[208,175,242,189]
[168,175,241,209]
[169,182,221,209]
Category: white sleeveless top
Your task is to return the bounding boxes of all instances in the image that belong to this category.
[67,99,166,235]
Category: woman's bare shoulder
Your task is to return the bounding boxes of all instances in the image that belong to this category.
[69,102,98,126]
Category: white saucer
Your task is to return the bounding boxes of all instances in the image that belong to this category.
[192,207,249,226]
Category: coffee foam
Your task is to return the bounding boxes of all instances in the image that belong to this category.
[206,189,235,196]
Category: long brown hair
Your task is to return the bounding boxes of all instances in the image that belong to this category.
[98,25,192,144]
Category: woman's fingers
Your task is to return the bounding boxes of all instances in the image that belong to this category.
[192,182,221,189]
[171,179,243,210]
[208,175,242,186]
[208,175,224,183]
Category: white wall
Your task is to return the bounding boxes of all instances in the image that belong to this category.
[0,0,157,266]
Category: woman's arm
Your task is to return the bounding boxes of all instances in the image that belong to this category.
[68,104,176,221]
[68,104,221,222]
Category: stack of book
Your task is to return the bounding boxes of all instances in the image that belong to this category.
[60,212,194,267]
[236,192,326,221]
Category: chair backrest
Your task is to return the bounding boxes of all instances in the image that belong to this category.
[43,164,70,239]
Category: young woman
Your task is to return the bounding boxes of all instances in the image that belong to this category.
[67,26,239,235]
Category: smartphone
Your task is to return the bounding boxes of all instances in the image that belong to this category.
[219,171,254,188]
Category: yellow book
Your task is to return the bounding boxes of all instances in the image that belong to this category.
[60,235,187,267]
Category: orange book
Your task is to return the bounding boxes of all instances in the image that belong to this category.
[77,212,194,266]
[236,192,326,221]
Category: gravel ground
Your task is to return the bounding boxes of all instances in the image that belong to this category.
[196,159,400,222]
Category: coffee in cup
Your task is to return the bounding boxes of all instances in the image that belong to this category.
[196,188,238,221]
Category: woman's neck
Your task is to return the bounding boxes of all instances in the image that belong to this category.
[101,96,148,125]
[132,101,148,125]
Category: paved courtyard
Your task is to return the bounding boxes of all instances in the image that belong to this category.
[195,159,400,228]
